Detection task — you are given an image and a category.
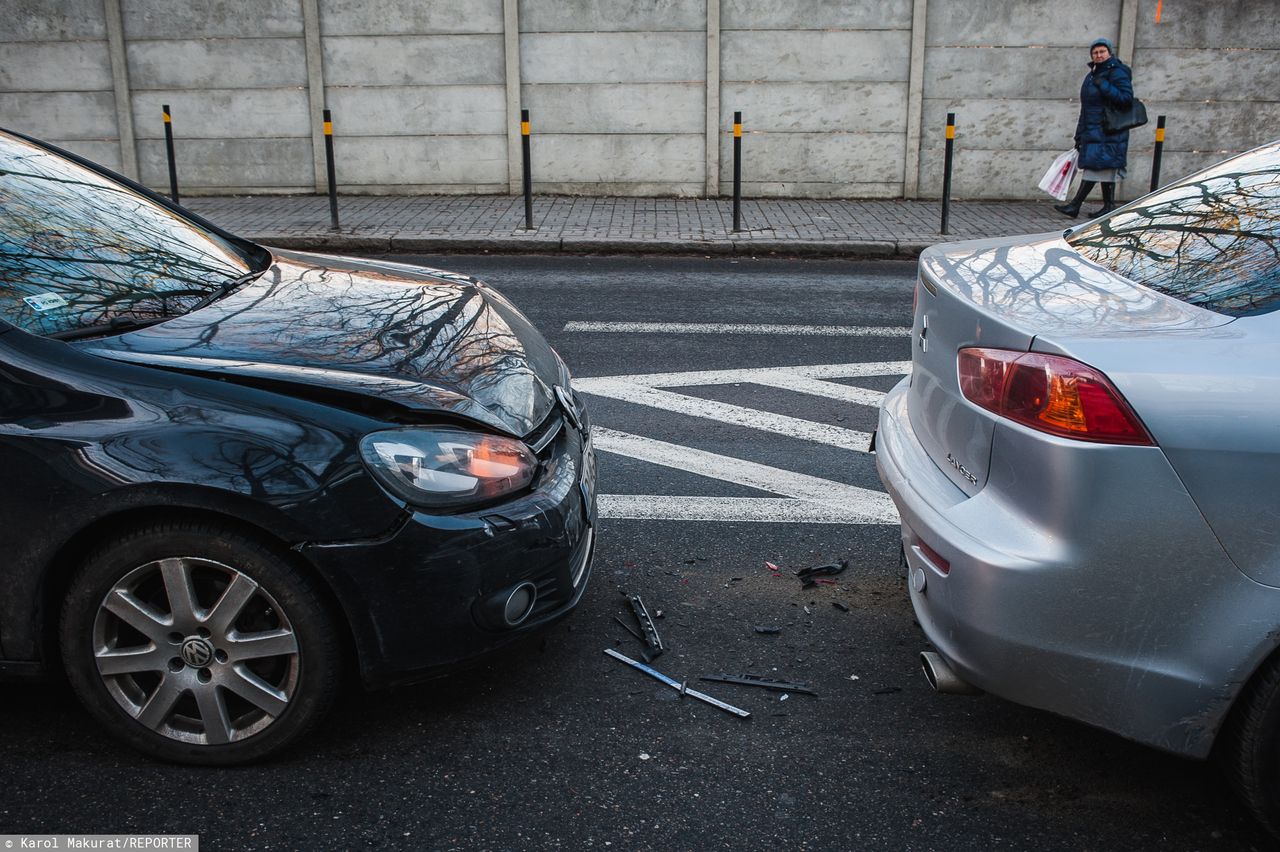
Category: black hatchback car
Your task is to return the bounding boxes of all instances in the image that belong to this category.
[0,130,596,764]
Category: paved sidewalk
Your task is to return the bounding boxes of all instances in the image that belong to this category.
[183,194,1073,258]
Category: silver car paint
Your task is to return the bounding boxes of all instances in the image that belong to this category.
[907,234,1232,497]
[1033,313,1280,587]
[878,226,1280,757]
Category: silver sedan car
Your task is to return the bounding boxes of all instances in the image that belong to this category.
[876,140,1280,833]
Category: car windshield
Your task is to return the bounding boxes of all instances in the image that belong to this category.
[1067,142,1280,317]
[0,131,263,337]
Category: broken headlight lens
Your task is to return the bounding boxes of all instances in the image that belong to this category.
[359,427,537,509]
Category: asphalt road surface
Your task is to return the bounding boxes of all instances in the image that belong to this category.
[1,255,1272,851]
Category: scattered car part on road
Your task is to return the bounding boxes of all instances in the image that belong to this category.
[795,559,849,587]
[699,674,817,696]
[603,649,751,719]
[753,625,782,635]
[624,593,665,662]
[611,615,646,644]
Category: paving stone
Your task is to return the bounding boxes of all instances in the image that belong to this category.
[182,193,1074,256]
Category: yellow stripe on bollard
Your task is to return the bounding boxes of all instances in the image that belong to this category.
[945,125,955,140]
[1155,128,1165,142]
[323,120,333,135]
[733,123,742,138]
[521,121,530,136]
[163,111,171,123]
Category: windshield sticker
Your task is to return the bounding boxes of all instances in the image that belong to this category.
[23,292,68,312]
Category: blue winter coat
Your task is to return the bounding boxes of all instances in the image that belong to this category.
[1074,56,1133,171]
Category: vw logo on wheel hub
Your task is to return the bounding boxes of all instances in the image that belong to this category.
[180,636,214,668]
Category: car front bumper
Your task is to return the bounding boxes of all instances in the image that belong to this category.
[301,414,597,688]
[875,376,1280,759]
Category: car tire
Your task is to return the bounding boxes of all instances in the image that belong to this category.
[60,520,341,765]
[1222,653,1280,839]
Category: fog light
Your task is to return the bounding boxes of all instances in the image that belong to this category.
[502,582,537,626]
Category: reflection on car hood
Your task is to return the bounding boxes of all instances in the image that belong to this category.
[920,232,1235,337]
[82,251,561,436]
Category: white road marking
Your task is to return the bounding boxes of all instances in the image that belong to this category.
[591,428,898,524]
[582,381,873,451]
[576,361,911,391]
[574,361,908,452]
[577,359,911,525]
[744,373,887,408]
[598,495,887,524]
[565,321,910,337]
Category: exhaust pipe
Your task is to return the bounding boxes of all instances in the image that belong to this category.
[920,651,983,695]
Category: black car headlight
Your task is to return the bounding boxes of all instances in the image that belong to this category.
[359,427,537,509]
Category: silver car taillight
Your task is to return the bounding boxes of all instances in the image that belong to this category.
[958,348,1154,445]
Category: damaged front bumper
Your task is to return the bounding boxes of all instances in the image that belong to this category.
[299,414,597,688]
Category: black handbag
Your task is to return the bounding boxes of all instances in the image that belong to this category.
[1103,97,1148,133]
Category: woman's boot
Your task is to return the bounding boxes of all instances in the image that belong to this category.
[1054,180,1096,218]
[1090,182,1117,216]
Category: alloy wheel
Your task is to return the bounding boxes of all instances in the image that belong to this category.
[92,556,300,745]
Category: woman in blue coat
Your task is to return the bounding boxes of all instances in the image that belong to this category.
[1054,38,1133,218]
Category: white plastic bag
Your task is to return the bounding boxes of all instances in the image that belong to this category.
[1038,149,1079,201]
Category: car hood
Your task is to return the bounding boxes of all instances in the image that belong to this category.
[82,250,563,437]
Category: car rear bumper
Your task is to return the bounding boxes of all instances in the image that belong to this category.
[301,417,597,688]
[876,376,1278,758]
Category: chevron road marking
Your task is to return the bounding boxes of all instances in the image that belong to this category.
[579,361,911,525]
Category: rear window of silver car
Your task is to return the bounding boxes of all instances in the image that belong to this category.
[1067,142,1280,317]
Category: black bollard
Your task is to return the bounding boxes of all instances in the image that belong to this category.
[1150,115,1166,192]
[323,109,339,231]
[940,112,955,235]
[732,111,742,233]
[162,104,179,204]
[521,109,533,230]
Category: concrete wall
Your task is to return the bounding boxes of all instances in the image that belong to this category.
[721,0,914,198]
[0,0,120,169]
[520,0,706,196]
[2,0,1277,199]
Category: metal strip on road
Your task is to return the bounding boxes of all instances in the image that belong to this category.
[565,321,911,337]
[591,428,898,524]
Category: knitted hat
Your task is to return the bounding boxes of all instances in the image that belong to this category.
[1090,37,1116,54]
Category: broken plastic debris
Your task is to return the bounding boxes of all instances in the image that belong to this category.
[639,753,651,760]
[780,693,790,702]
[832,602,850,613]
[765,561,781,572]
[754,625,782,635]
[797,559,849,587]
[624,592,665,662]
[849,674,860,681]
